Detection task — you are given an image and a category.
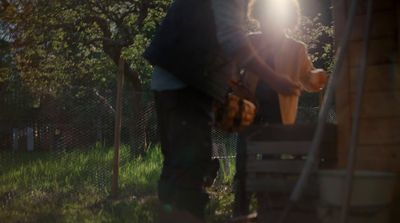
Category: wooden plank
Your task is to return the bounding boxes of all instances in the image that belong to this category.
[256,209,319,223]
[246,141,337,162]
[246,160,306,173]
[246,141,311,155]
[349,37,397,68]
[356,0,395,15]
[355,158,393,172]
[246,176,298,193]
[352,145,400,171]
[358,117,400,145]
[333,0,347,45]
[349,64,400,93]
[246,175,318,194]
[395,2,400,220]
[349,91,400,118]
[398,0,400,49]
[247,124,337,142]
[351,11,397,41]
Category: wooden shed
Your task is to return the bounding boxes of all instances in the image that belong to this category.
[333,0,400,221]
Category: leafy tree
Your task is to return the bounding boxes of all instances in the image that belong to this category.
[1,0,173,152]
[0,0,171,96]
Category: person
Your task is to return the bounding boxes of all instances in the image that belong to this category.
[143,0,300,221]
[233,0,328,216]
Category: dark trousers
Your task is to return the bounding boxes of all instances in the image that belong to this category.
[234,81,282,216]
[154,88,218,220]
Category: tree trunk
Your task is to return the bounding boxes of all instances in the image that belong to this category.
[103,45,147,156]
[111,58,125,198]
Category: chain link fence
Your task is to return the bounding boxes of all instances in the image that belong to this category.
[0,89,239,192]
[0,88,336,195]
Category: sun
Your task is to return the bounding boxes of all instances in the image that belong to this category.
[273,0,289,18]
[264,0,291,28]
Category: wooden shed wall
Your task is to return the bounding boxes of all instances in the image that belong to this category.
[333,0,400,172]
[333,1,400,221]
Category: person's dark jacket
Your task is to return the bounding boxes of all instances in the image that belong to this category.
[144,0,230,101]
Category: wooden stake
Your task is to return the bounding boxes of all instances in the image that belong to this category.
[111,58,125,198]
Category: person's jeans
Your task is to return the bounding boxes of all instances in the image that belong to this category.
[154,88,219,220]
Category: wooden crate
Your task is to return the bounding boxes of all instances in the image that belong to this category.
[245,124,337,222]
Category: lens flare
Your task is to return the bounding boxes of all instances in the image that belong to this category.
[265,0,290,28]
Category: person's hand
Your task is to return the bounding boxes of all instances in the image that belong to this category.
[310,69,328,91]
[270,74,301,96]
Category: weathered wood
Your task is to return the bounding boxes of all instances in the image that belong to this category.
[246,178,296,193]
[349,37,397,68]
[398,0,400,48]
[229,213,257,223]
[256,209,319,223]
[355,0,395,15]
[351,11,397,41]
[247,142,336,158]
[349,91,400,118]
[246,141,311,155]
[246,174,319,193]
[345,145,400,171]
[334,1,400,222]
[357,117,400,145]
[247,124,337,142]
[246,160,306,173]
[349,64,400,93]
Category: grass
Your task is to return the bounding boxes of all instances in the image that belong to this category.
[0,145,236,223]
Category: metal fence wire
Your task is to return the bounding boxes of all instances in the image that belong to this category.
[0,88,334,192]
[0,89,241,191]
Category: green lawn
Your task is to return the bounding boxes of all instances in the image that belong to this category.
[0,146,235,223]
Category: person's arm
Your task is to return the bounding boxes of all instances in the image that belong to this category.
[299,46,328,92]
[240,43,301,95]
[211,0,300,95]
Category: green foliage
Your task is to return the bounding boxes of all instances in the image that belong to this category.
[290,14,335,73]
[289,14,334,110]
[0,0,173,126]
[0,0,172,97]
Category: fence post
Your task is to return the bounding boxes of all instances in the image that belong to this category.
[111,58,125,198]
[27,127,34,151]
[12,128,18,151]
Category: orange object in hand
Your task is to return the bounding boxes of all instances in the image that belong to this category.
[213,93,256,132]
[278,94,300,125]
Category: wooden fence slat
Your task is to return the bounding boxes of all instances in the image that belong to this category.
[247,124,337,142]
[246,141,311,155]
[246,177,297,193]
[246,174,319,195]
[246,160,306,173]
